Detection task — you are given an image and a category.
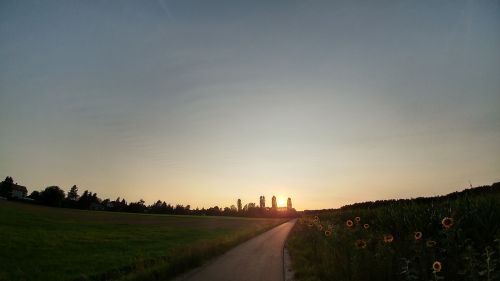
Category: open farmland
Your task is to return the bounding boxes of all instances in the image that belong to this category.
[0,201,286,281]
[287,184,500,281]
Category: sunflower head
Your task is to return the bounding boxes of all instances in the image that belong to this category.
[432,261,442,272]
[324,230,332,237]
[355,239,367,249]
[317,224,323,231]
[313,216,320,222]
[426,240,437,247]
[414,231,423,240]
[441,217,454,229]
[346,220,354,227]
[383,234,394,243]
[355,216,361,222]
[363,223,370,229]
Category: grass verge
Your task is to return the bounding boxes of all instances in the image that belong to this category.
[0,201,286,281]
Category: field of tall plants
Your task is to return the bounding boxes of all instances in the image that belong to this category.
[288,183,500,281]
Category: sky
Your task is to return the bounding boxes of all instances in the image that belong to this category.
[1,0,499,210]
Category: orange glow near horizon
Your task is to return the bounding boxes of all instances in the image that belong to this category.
[0,0,499,213]
[277,197,286,207]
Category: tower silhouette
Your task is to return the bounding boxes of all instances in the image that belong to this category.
[259,196,265,208]
[271,195,277,209]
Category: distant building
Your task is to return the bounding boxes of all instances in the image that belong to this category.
[11,184,28,199]
[271,196,277,209]
[287,198,292,211]
[89,202,104,211]
[260,196,266,208]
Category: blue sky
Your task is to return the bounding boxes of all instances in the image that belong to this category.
[1,0,499,209]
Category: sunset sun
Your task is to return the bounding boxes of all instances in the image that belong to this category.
[277,197,286,207]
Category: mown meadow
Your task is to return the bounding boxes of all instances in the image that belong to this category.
[0,201,286,281]
[288,183,500,281]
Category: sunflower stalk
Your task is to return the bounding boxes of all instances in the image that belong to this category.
[479,246,495,281]
[400,258,418,280]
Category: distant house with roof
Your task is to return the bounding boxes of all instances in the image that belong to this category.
[11,184,28,199]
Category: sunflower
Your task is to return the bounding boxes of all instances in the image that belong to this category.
[325,230,332,237]
[363,223,370,229]
[426,240,437,247]
[346,220,354,227]
[317,224,324,231]
[432,261,442,272]
[383,234,394,243]
[414,231,423,240]
[355,239,367,249]
[441,217,454,229]
[355,216,361,223]
[308,223,313,227]
[313,216,320,222]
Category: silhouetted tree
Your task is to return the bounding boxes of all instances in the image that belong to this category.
[2,174,498,220]
[148,200,175,214]
[101,198,111,209]
[0,176,14,199]
[40,186,65,207]
[246,203,261,217]
[150,200,164,213]
[77,190,100,209]
[29,190,41,201]
[67,185,79,201]
[207,206,220,216]
[221,205,237,216]
[128,199,146,213]
[237,199,242,212]
[109,197,127,211]
[174,204,186,215]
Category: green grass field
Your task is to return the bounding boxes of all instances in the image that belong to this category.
[287,186,500,281]
[0,201,286,281]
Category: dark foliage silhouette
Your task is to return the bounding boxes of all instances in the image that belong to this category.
[40,186,65,207]
[0,176,14,198]
[67,185,79,201]
[0,176,297,218]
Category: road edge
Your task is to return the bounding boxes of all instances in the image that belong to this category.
[283,219,297,281]
[173,219,293,281]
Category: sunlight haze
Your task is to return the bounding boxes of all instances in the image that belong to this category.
[1,0,499,210]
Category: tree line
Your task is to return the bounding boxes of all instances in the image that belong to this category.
[0,177,297,218]
[303,181,500,215]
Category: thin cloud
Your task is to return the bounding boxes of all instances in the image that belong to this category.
[157,0,174,21]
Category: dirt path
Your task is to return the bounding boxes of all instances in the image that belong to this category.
[174,219,297,281]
